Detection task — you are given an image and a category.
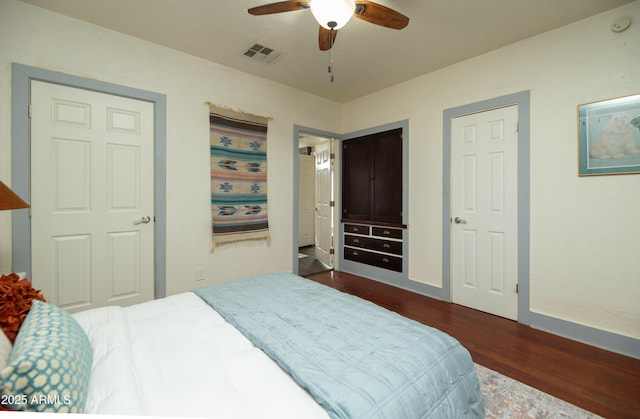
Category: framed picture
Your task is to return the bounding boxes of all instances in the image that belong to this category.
[578,93,640,176]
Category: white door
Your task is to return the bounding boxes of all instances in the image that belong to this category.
[298,154,315,247]
[315,141,333,267]
[451,105,518,320]
[30,80,155,312]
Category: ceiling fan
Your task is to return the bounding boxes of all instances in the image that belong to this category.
[248,0,409,51]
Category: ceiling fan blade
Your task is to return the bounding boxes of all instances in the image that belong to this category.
[354,1,409,29]
[248,1,309,16]
[319,26,338,51]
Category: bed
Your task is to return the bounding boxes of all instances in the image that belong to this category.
[1,272,484,418]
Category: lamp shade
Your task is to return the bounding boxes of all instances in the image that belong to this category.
[310,0,355,29]
[0,181,29,210]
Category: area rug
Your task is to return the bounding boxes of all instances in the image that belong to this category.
[210,105,270,247]
[475,364,602,418]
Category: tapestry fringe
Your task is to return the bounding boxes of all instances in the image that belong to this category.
[212,232,271,251]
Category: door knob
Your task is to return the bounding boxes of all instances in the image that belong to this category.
[133,216,152,225]
[454,217,467,224]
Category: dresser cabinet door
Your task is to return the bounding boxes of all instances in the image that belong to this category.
[371,132,403,224]
[342,128,402,225]
[342,139,372,221]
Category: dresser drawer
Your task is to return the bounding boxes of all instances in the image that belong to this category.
[343,247,369,265]
[371,227,403,240]
[344,248,402,272]
[368,252,402,272]
[344,224,370,235]
[344,234,365,248]
[344,234,402,255]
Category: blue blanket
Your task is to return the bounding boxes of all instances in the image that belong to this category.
[194,273,484,418]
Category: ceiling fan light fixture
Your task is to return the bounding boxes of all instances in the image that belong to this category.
[310,0,356,30]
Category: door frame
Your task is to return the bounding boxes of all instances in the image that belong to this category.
[292,125,341,275]
[442,91,530,324]
[11,63,167,299]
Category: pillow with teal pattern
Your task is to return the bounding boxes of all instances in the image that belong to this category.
[0,300,93,413]
[0,329,11,369]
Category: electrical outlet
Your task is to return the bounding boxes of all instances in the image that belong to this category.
[195,268,205,281]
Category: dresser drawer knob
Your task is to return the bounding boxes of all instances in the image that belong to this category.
[353,227,359,232]
[383,243,390,248]
[383,230,390,235]
[353,251,359,256]
[353,239,360,243]
[382,258,390,263]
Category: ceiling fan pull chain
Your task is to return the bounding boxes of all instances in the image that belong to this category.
[329,28,335,82]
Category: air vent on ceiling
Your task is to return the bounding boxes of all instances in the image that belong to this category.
[243,43,282,64]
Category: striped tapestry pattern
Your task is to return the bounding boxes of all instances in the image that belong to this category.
[210,106,269,247]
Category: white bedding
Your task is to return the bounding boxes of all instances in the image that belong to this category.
[73,292,329,418]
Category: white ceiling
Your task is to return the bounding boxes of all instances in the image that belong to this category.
[20,0,635,103]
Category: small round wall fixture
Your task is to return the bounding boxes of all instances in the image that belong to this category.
[610,16,631,33]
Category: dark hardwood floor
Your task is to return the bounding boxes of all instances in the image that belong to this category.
[305,270,640,419]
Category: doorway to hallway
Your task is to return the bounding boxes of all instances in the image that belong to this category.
[297,132,335,276]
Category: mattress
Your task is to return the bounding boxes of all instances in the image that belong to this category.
[69,273,484,418]
[73,292,329,418]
